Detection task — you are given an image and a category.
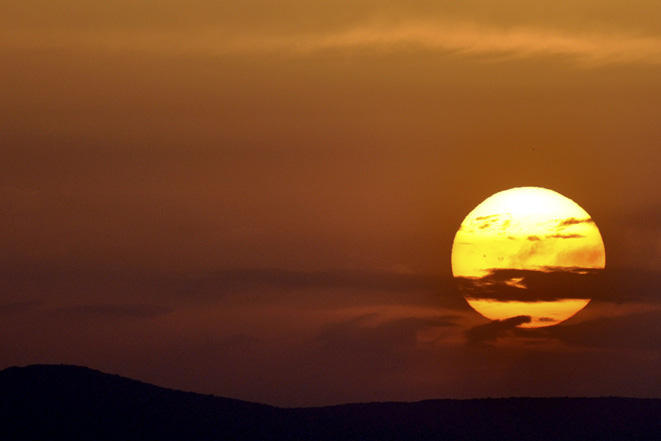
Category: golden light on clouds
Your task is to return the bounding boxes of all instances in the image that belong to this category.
[451,187,606,328]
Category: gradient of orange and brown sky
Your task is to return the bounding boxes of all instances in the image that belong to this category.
[1,0,661,405]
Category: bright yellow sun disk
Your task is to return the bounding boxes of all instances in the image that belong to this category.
[452,187,605,279]
[451,187,606,328]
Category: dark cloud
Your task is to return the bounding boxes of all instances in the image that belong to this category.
[316,315,459,350]
[302,314,461,392]
[192,269,466,309]
[203,269,445,293]
[547,234,585,239]
[456,267,601,302]
[466,316,531,345]
[187,270,469,312]
[0,264,467,311]
[527,235,541,241]
[558,217,594,227]
[457,267,661,304]
[514,310,661,351]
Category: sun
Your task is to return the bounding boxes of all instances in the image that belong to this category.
[451,187,605,328]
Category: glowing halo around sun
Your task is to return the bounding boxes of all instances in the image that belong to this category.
[451,187,605,328]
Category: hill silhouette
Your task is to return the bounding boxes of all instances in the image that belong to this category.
[1,364,660,440]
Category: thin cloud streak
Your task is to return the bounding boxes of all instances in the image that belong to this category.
[263,23,661,65]
[4,21,661,65]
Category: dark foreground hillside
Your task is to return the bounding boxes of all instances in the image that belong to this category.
[1,365,660,441]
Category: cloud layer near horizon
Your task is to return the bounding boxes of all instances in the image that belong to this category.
[2,262,661,404]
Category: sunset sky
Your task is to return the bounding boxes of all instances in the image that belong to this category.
[2,1,661,406]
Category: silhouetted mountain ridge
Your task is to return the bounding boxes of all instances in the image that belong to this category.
[1,364,660,440]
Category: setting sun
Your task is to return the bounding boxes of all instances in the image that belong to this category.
[451,187,606,328]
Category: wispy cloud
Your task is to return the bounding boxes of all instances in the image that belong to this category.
[249,22,661,65]
[4,21,661,65]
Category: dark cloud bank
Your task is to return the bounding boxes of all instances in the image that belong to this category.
[1,264,660,404]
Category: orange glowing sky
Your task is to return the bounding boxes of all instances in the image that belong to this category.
[1,0,661,406]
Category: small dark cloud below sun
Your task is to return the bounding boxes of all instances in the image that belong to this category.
[466,315,532,345]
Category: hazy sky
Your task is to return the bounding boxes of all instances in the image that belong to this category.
[2,1,660,405]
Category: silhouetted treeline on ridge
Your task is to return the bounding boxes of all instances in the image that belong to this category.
[1,365,660,440]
